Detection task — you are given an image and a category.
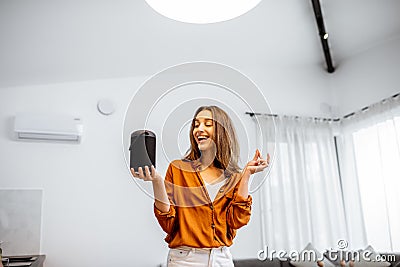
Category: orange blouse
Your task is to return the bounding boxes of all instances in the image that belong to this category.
[154,159,252,248]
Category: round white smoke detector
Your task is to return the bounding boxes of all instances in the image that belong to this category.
[97,99,115,116]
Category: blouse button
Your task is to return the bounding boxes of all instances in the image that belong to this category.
[219,189,224,193]
[210,205,214,210]
[211,224,215,228]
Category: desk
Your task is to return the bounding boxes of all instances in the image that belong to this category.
[2,255,45,267]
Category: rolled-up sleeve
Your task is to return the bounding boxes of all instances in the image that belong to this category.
[227,194,252,230]
[154,203,176,234]
[153,163,177,235]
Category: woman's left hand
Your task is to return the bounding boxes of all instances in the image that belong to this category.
[244,149,270,175]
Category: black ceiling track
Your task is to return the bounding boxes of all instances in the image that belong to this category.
[311,0,335,73]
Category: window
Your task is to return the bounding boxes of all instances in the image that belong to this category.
[352,116,400,251]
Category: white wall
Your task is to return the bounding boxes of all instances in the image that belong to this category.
[0,63,335,267]
[0,77,170,267]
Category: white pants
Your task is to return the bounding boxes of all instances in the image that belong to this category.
[167,246,234,267]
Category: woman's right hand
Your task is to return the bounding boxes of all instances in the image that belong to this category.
[131,166,163,182]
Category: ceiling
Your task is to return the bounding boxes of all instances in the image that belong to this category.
[0,0,400,88]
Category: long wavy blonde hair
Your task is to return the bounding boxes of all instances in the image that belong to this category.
[184,106,240,177]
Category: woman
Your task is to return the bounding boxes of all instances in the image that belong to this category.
[131,106,269,267]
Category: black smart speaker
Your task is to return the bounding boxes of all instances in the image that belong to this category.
[129,130,156,170]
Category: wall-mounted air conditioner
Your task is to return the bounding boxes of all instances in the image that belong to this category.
[14,113,83,143]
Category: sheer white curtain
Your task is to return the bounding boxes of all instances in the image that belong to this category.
[255,116,347,253]
[338,96,400,252]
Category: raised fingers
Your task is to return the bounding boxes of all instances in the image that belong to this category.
[251,151,271,173]
[252,149,261,161]
[255,151,270,165]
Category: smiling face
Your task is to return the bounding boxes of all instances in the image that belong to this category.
[185,106,240,176]
[193,109,214,151]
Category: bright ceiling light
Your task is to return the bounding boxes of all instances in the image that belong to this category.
[145,0,262,24]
